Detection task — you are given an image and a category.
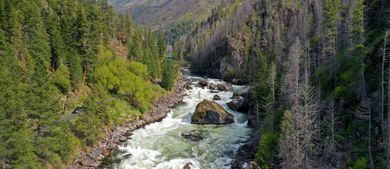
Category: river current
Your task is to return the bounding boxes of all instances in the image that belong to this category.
[109,73,254,169]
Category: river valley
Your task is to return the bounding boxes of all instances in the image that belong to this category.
[107,72,254,169]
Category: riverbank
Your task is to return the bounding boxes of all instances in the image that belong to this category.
[231,129,260,169]
[68,71,187,169]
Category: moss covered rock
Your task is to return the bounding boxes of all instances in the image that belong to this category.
[191,100,234,124]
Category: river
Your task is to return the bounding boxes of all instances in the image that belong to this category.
[107,73,254,169]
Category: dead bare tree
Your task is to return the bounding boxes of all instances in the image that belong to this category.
[270,63,276,131]
[384,30,390,168]
[280,28,319,169]
[284,38,301,103]
[382,30,388,155]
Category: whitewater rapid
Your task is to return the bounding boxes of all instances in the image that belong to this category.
[108,74,253,169]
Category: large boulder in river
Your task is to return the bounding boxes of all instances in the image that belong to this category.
[195,79,208,88]
[217,83,233,91]
[191,100,234,124]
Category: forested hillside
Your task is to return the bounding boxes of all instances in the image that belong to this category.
[2,0,390,168]
[186,0,390,168]
[0,0,179,168]
[108,0,227,44]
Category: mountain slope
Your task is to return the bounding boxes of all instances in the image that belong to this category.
[109,0,221,26]
[0,0,177,168]
[108,0,225,43]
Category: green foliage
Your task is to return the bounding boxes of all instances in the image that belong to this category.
[127,29,144,60]
[324,0,340,41]
[223,67,236,80]
[161,59,179,90]
[255,132,279,169]
[94,45,165,112]
[0,0,172,168]
[280,110,293,134]
[9,127,39,169]
[348,157,368,169]
[129,61,149,79]
[54,63,71,93]
[67,51,83,90]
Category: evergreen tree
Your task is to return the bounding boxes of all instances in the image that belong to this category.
[157,32,167,57]
[0,25,39,169]
[75,6,94,77]
[161,59,178,90]
[0,0,175,167]
[44,7,66,70]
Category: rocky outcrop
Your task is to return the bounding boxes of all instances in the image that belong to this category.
[191,100,234,124]
[188,0,254,84]
[69,72,187,169]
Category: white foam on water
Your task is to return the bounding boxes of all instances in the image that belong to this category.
[154,159,201,169]
[110,74,253,169]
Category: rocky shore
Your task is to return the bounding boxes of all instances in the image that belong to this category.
[68,72,187,169]
[231,129,260,169]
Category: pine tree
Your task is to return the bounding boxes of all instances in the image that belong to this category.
[128,29,143,60]
[44,7,66,70]
[351,0,375,168]
[27,56,61,131]
[75,5,94,79]
[161,59,178,90]
[20,0,51,66]
[157,32,166,57]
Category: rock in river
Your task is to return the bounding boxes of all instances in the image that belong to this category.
[227,96,245,111]
[195,79,209,88]
[208,83,217,90]
[217,83,233,91]
[191,100,234,124]
[213,95,221,100]
[181,130,203,142]
[184,82,193,90]
[183,162,193,169]
[228,92,250,112]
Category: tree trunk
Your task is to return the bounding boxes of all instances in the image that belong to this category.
[382,31,390,168]
[385,30,390,168]
[381,30,387,151]
[271,63,276,132]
